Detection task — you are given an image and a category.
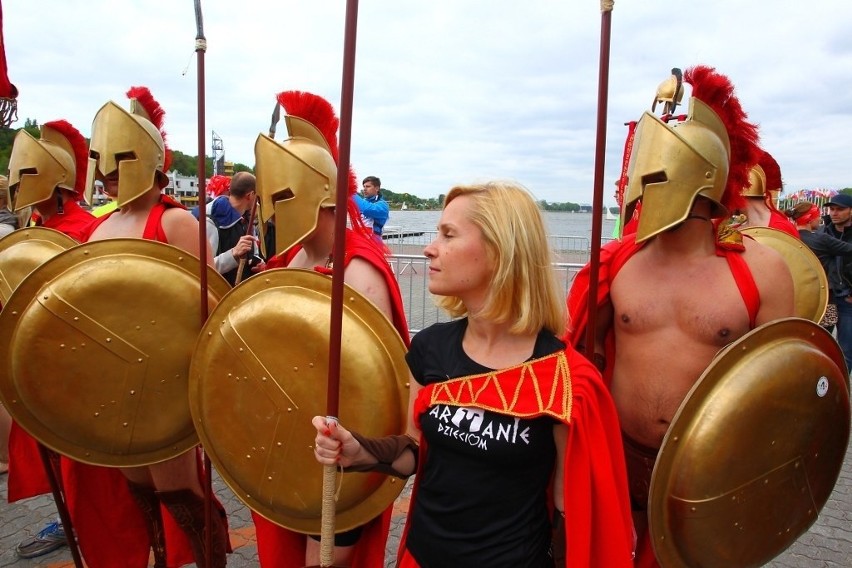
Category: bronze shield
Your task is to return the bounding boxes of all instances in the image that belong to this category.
[649,317,850,567]
[0,239,231,466]
[189,268,409,534]
[741,226,828,323]
[0,227,78,304]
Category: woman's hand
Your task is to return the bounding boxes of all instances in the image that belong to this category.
[311,416,364,468]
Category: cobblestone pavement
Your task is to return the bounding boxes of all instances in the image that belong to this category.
[1,434,849,567]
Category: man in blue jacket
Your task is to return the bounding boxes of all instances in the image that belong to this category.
[355,175,389,242]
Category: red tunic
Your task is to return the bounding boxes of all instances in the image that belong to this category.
[8,196,219,567]
[254,228,410,568]
[564,233,760,567]
[40,199,96,242]
[405,349,635,567]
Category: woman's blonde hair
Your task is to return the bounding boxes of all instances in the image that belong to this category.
[435,180,566,336]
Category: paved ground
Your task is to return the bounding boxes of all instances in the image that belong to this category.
[1,434,849,567]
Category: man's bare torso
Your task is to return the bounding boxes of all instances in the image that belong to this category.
[609,245,752,448]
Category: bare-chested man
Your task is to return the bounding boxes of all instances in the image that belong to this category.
[567,66,795,568]
[81,87,229,567]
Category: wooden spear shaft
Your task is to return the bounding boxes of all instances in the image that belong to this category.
[192,2,213,567]
[583,0,614,363]
[321,1,360,565]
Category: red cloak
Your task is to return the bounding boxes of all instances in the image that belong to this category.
[404,349,635,567]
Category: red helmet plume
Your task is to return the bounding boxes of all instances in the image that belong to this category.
[42,119,88,197]
[126,86,172,172]
[684,66,761,213]
[276,90,365,234]
[758,150,782,193]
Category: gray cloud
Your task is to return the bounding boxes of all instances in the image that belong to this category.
[5,0,851,203]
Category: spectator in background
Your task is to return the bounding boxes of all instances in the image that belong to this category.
[787,201,852,332]
[355,175,389,242]
[820,193,852,370]
[202,171,259,285]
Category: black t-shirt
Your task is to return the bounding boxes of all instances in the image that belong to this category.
[404,319,564,568]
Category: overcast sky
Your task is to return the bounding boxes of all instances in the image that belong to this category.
[4,1,851,204]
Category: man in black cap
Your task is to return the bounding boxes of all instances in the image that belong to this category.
[822,193,852,371]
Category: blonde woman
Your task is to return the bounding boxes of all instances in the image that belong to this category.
[313,181,634,567]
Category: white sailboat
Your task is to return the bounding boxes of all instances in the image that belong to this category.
[605,205,618,220]
[401,202,408,210]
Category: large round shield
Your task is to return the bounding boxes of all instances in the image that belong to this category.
[0,239,231,466]
[741,226,828,323]
[649,317,850,567]
[190,268,410,534]
[0,226,78,304]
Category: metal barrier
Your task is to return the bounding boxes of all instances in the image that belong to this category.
[388,253,586,336]
[385,231,596,257]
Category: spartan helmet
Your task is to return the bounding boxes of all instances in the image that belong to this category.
[254,115,337,255]
[86,98,169,208]
[742,164,767,198]
[624,97,731,243]
[8,126,77,212]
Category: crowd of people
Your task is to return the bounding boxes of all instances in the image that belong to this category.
[0,63,848,568]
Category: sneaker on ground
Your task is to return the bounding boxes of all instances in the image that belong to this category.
[16,521,68,559]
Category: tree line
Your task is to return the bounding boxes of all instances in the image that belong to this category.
[7,120,842,212]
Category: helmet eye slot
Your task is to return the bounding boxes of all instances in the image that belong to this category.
[272,187,295,202]
[643,172,668,185]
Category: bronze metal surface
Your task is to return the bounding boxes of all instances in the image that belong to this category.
[649,317,850,567]
[0,239,231,466]
[625,98,731,243]
[190,269,410,534]
[741,226,828,323]
[0,227,78,304]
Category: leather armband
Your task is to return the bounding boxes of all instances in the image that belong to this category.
[344,433,418,479]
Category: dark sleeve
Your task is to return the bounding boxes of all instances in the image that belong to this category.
[811,232,852,256]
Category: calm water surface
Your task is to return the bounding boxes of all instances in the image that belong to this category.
[386,210,619,239]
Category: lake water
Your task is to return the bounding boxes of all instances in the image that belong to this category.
[386,210,619,239]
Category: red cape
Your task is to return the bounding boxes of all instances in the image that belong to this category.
[254,228,410,567]
[405,349,635,567]
[7,196,223,567]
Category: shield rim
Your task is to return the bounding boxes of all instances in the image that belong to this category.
[189,268,410,534]
[741,226,828,323]
[648,317,850,567]
[0,226,79,304]
[0,238,232,466]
